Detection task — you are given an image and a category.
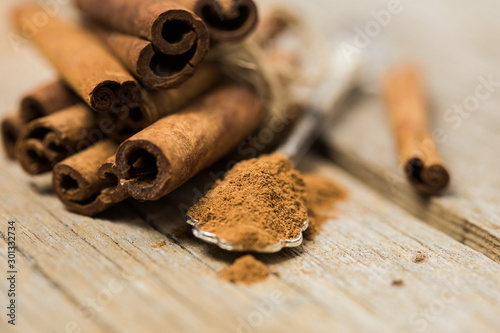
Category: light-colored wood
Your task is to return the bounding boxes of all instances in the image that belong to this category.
[2,155,500,333]
[2,0,500,332]
[320,0,500,262]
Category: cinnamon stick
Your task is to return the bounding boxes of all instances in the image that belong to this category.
[53,140,129,216]
[13,4,141,113]
[91,24,202,90]
[177,0,259,42]
[16,104,99,175]
[20,80,80,122]
[1,113,24,160]
[382,65,450,195]
[75,0,209,57]
[116,84,264,200]
[107,64,223,136]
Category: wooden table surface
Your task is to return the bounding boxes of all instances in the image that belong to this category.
[1,0,500,332]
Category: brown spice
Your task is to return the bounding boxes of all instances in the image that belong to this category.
[150,240,167,248]
[302,174,347,240]
[188,153,308,251]
[20,80,80,122]
[52,140,129,216]
[90,23,206,90]
[13,4,141,113]
[382,65,450,195]
[218,255,269,284]
[188,153,348,250]
[16,104,99,175]
[1,113,24,160]
[414,251,427,263]
[392,279,405,287]
[176,0,259,42]
[116,84,264,201]
[75,0,209,57]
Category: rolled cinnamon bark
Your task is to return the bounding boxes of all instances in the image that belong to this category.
[20,80,80,122]
[13,4,141,113]
[116,84,264,200]
[75,0,209,58]
[382,65,450,195]
[53,140,129,216]
[141,64,222,124]
[16,104,99,175]
[108,64,223,136]
[91,24,201,90]
[1,113,25,160]
[98,155,130,204]
[177,0,259,42]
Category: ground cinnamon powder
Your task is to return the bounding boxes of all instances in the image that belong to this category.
[218,255,270,284]
[188,153,308,251]
[188,153,347,250]
[302,174,347,240]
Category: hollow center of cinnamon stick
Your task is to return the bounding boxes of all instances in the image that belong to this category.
[125,149,158,186]
[162,20,194,44]
[128,107,144,123]
[201,5,250,31]
[26,148,47,166]
[60,174,79,192]
[27,127,50,140]
[101,172,119,189]
[149,46,196,77]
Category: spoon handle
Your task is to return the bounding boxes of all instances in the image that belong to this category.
[278,42,363,164]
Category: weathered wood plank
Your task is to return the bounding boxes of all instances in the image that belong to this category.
[2,152,500,332]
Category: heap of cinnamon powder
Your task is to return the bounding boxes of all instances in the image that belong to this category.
[218,255,270,284]
[188,153,346,250]
[188,153,308,250]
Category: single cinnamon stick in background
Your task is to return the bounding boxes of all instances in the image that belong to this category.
[13,4,141,113]
[1,113,25,160]
[177,0,259,42]
[16,104,99,175]
[382,65,450,195]
[116,84,264,201]
[20,80,80,122]
[53,140,129,216]
[74,0,209,57]
[90,24,202,90]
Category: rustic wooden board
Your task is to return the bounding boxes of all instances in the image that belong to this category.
[1,0,500,332]
[2,154,500,333]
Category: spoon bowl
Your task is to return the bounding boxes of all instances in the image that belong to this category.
[187,216,309,252]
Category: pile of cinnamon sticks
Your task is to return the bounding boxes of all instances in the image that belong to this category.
[2,0,263,216]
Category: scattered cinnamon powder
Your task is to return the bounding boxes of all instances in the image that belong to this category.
[414,251,427,263]
[302,174,347,240]
[218,255,270,284]
[150,240,166,248]
[188,153,308,251]
[392,279,405,287]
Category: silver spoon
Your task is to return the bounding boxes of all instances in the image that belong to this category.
[187,39,363,252]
